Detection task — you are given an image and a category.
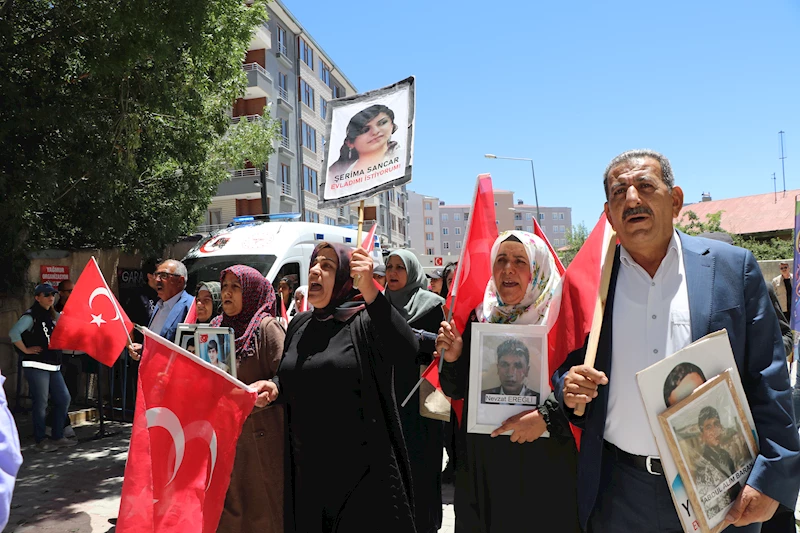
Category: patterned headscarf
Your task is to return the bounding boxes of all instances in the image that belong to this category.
[385,250,444,323]
[195,281,222,324]
[310,242,365,322]
[476,231,560,325]
[210,265,276,360]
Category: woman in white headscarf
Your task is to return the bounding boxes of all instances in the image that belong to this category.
[436,231,579,533]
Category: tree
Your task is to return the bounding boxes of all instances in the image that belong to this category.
[558,222,589,267]
[0,0,276,294]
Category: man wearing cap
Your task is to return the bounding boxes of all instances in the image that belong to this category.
[373,263,387,289]
[9,284,76,451]
[427,268,444,295]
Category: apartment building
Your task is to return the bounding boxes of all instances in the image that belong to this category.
[410,189,572,254]
[202,0,408,247]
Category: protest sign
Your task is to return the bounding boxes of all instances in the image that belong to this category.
[320,76,414,207]
[636,330,757,533]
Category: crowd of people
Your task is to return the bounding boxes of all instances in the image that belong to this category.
[5,148,800,532]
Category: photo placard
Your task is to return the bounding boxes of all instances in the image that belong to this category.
[658,370,758,533]
[467,323,549,436]
[195,326,236,380]
[176,323,198,355]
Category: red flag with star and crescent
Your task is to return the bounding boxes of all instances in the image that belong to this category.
[49,257,133,367]
[116,328,257,532]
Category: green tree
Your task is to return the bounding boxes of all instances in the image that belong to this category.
[0,0,276,294]
[558,222,589,267]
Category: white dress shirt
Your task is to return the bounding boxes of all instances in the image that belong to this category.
[149,291,182,338]
[605,231,691,456]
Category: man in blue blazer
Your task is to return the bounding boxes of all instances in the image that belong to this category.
[129,259,193,360]
[554,150,799,532]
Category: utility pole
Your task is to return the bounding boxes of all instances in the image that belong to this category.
[260,162,269,214]
[773,172,777,203]
[779,131,787,196]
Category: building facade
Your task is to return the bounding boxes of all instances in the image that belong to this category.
[407,191,440,255]
[202,0,408,247]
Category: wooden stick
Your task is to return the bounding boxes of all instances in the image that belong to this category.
[574,227,617,417]
[354,200,366,287]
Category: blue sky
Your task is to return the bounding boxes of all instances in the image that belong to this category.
[283,0,799,227]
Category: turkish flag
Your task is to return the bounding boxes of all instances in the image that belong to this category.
[447,174,498,333]
[183,298,197,325]
[116,328,257,532]
[361,222,378,252]
[547,214,615,447]
[49,257,133,367]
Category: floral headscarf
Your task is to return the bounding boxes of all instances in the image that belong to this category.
[310,242,365,322]
[210,265,276,361]
[476,231,560,325]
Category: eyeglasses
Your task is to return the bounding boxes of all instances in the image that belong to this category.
[780,267,789,271]
[154,271,182,280]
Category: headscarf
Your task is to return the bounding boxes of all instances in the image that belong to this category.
[210,265,276,361]
[439,261,458,300]
[385,249,445,323]
[310,242,364,322]
[195,281,222,323]
[476,231,560,325]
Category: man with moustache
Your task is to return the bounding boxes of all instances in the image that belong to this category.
[555,149,800,532]
[128,259,193,360]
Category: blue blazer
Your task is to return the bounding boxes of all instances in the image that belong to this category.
[148,290,193,343]
[553,232,800,531]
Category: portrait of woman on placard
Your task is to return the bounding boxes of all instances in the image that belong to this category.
[328,104,399,177]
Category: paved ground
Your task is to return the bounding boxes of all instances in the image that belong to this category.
[5,414,797,532]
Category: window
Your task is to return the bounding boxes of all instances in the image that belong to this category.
[424,202,432,211]
[321,135,326,149]
[301,122,316,152]
[425,232,434,241]
[425,217,433,226]
[455,227,461,235]
[426,248,435,255]
[302,165,318,194]
[443,242,450,250]
[278,72,288,97]
[455,241,462,250]
[320,61,331,86]
[300,80,315,110]
[525,213,532,220]
[305,210,319,223]
[441,214,448,222]
[299,38,314,69]
[541,225,546,231]
[442,228,449,235]
[559,213,565,220]
[392,215,397,231]
[280,118,289,139]
[207,209,222,226]
[552,213,558,220]
[277,25,287,54]
[561,225,566,232]
[464,213,469,222]
[515,213,522,221]
[526,225,533,232]
[324,216,336,225]
[515,226,523,231]
[454,213,461,221]
[538,213,545,221]
[320,97,327,119]
[332,84,343,99]
[281,163,290,188]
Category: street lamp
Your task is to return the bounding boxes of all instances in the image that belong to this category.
[484,154,540,223]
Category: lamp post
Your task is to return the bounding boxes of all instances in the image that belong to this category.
[484,154,540,223]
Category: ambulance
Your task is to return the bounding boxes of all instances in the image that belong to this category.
[182,213,382,292]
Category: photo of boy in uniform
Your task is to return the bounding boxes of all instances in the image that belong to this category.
[481,338,539,405]
[691,406,742,518]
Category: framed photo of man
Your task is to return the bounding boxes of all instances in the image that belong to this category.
[194,327,236,380]
[176,323,198,355]
[467,323,549,436]
[657,370,758,533]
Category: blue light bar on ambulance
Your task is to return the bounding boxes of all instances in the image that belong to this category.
[232,216,255,223]
[315,234,324,240]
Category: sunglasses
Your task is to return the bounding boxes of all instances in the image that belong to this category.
[780,267,789,270]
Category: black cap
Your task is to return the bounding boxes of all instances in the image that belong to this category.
[34,283,57,296]
[427,268,444,279]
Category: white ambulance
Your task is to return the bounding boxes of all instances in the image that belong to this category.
[183,214,382,292]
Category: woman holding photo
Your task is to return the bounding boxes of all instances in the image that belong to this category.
[256,243,419,532]
[384,250,446,533]
[328,104,399,177]
[436,231,580,533]
[212,265,286,533]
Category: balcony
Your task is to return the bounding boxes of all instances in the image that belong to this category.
[229,168,260,179]
[280,179,295,203]
[276,43,292,68]
[278,135,294,156]
[249,25,271,51]
[277,86,293,112]
[243,62,272,99]
[230,114,264,124]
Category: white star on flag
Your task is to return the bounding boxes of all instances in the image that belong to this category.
[90,313,106,327]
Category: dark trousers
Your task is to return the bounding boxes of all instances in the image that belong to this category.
[590,444,762,533]
[24,367,70,443]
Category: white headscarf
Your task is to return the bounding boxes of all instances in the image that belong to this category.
[476,231,560,325]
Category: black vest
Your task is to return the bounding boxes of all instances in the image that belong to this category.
[20,303,62,366]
